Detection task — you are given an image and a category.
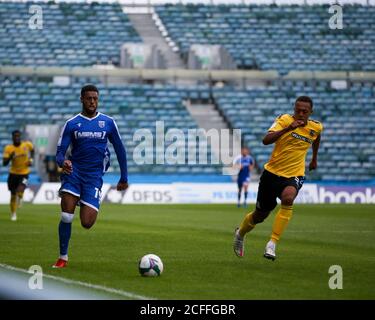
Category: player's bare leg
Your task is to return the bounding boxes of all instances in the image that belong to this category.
[61,192,79,215]
[53,192,79,268]
[16,183,26,209]
[265,186,297,260]
[237,186,241,208]
[243,184,249,208]
[10,192,17,221]
[79,205,98,229]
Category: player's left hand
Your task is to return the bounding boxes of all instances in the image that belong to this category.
[117,181,129,191]
[309,159,317,171]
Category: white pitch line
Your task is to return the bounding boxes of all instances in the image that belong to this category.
[0,263,155,300]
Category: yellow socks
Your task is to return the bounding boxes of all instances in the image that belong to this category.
[239,211,256,238]
[17,191,23,200]
[10,194,17,214]
[271,205,293,243]
[239,205,293,241]
[17,191,24,207]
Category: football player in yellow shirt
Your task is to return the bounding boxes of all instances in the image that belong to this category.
[2,130,34,221]
[233,96,323,260]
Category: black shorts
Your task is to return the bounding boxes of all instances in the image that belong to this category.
[7,174,29,193]
[256,169,305,212]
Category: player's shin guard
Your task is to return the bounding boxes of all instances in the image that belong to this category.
[239,211,255,238]
[10,194,17,214]
[59,212,74,260]
[271,205,293,243]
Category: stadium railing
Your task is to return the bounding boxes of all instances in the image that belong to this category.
[2,66,375,82]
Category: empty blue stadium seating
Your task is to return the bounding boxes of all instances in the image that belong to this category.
[155,4,375,72]
[0,77,221,177]
[212,80,375,181]
[0,1,141,66]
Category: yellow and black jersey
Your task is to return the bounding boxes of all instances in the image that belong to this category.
[264,114,323,178]
[3,141,34,175]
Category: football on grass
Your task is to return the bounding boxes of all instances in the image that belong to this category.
[138,254,164,277]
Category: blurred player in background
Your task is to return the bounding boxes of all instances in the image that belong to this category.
[2,130,34,221]
[233,147,255,208]
[233,96,323,260]
[52,84,128,268]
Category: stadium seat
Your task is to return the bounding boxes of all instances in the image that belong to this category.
[0,1,141,67]
[155,4,375,72]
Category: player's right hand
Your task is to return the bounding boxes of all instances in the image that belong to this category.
[62,160,73,174]
[117,181,129,191]
[288,120,305,130]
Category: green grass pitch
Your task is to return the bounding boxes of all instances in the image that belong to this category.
[0,203,374,299]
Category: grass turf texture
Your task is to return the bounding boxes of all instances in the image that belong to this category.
[0,204,374,299]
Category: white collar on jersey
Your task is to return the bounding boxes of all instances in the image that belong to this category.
[78,112,101,121]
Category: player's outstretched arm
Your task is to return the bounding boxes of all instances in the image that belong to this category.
[309,134,321,171]
[262,120,305,145]
[56,121,72,170]
[28,147,35,166]
[109,119,128,188]
[249,161,255,171]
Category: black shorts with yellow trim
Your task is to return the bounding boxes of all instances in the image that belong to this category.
[255,169,305,212]
[7,173,29,193]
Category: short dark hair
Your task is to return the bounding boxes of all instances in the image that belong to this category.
[295,96,313,109]
[12,130,21,136]
[81,84,99,97]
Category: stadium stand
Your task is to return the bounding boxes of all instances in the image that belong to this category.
[213,80,375,181]
[0,1,374,184]
[155,4,375,73]
[1,73,374,182]
[0,1,141,66]
[0,76,222,182]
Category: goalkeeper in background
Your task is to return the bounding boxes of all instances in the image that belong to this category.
[233,96,323,260]
[2,130,34,221]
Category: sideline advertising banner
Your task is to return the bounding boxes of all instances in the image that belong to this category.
[0,183,374,204]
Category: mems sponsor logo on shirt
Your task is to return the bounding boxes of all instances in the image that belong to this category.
[74,131,107,139]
